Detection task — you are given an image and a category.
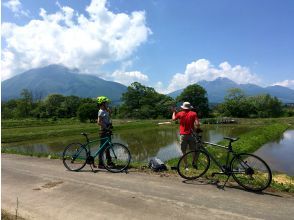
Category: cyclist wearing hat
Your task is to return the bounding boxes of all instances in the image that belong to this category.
[172,102,201,166]
[96,96,114,168]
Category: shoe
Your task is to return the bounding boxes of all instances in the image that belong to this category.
[107,161,115,167]
[192,163,198,169]
[185,165,189,171]
[92,164,97,168]
[98,164,105,169]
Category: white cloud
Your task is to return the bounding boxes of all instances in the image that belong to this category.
[165,59,260,93]
[111,70,149,85]
[272,80,294,89]
[1,0,151,80]
[3,0,30,17]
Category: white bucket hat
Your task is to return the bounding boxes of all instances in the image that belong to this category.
[181,102,193,110]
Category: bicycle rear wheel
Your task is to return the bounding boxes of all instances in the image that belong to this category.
[177,150,210,180]
[101,143,131,173]
[63,143,88,171]
[231,153,272,191]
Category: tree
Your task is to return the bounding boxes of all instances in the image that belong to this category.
[43,94,65,117]
[176,84,209,118]
[120,82,175,119]
[221,88,252,117]
[219,89,284,118]
[77,103,97,122]
[18,89,33,117]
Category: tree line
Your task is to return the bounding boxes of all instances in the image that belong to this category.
[1,83,291,122]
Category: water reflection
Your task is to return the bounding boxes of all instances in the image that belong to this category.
[2,125,251,163]
[254,130,294,176]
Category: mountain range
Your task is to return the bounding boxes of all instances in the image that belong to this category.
[168,77,294,103]
[1,65,127,103]
[2,64,294,103]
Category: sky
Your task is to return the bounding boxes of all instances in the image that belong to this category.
[1,0,294,93]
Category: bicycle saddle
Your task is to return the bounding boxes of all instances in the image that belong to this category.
[224,137,239,142]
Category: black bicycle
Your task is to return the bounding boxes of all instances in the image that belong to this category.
[177,131,272,192]
[63,131,131,173]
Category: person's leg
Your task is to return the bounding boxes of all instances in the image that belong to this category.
[187,135,199,168]
[98,134,107,167]
[180,135,188,167]
[105,134,112,165]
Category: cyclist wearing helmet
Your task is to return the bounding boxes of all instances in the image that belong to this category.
[96,96,114,168]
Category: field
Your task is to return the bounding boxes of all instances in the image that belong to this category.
[2,117,294,192]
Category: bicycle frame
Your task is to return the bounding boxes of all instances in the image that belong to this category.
[194,133,238,174]
[84,136,113,158]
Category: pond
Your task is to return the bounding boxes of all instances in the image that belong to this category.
[2,125,250,163]
[3,126,293,176]
[254,130,294,176]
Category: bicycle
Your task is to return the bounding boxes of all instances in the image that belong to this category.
[177,130,272,192]
[62,131,131,173]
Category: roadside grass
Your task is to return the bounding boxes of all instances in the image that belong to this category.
[1,117,294,193]
[1,209,25,220]
[165,123,293,193]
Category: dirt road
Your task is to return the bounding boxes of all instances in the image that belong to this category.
[2,154,294,220]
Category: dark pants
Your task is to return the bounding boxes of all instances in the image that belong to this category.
[98,133,112,165]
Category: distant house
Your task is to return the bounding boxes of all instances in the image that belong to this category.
[285,103,294,107]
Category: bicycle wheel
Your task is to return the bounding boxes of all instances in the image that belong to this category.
[177,150,210,180]
[101,143,131,173]
[231,153,272,191]
[63,143,88,171]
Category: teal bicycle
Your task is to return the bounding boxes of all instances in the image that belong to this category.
[62,131,131,173]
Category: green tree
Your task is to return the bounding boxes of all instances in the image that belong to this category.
[43,94,65,117]
[18,89,33,117]
[1,99,18,119]
[176,84,209,118]
[62,96,81,118]
[220,89,284,118]
[221,88,252,117]
[120,82,175,119]
[77,103,97,122]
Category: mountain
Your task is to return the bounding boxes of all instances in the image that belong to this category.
[168,77,294,103]
[1,65,127,103]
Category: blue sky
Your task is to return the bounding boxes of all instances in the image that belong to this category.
[1,0,294,93]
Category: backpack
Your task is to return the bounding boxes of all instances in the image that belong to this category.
[148,157,168,172]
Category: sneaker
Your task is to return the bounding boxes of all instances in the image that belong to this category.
[185,165,189,171]
[192,163,198,169]
[98,164,105,169]
[107,161,115,167]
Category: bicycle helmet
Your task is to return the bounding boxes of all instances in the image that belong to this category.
[96,96,111,105]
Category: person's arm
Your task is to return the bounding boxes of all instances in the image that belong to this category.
[195,117,200,128]
[172,107,178,121]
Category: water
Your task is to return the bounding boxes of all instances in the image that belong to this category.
[2,125,250,163]
[254,130,294,176]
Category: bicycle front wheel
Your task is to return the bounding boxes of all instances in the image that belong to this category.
[231,153,272,191]
[63,143,88,171]
[101,143,131,173]
[177,150,210,180]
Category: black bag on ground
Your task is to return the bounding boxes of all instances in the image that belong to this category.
[148,157,167,172]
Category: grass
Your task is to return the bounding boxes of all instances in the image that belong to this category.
[1,209,25,220]
[1,119,164,143]
[2,117,294,193]
[165,122,293,193]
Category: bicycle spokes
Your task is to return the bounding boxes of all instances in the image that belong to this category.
[231,153,272,191]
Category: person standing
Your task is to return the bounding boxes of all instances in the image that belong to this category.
[172,102,201,168]
[96,96,114,168]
